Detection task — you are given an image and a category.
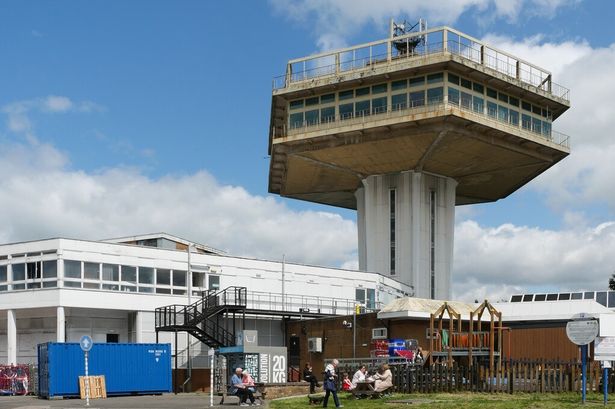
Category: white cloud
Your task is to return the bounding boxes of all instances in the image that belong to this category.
[43,96,73,113]
[0,140,358,269]
[270,0,577,51]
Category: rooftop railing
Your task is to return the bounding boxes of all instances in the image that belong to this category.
[277,98,570,149]
[272,27,570,102]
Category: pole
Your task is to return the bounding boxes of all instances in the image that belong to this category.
[210,348,214,407]
[281,254,285,311]
[604,365,608,406]
[84,351,90,407]
[187,244,192,305]
[175,330,178,395]
[353,305,357,359]
[582,344,587,404]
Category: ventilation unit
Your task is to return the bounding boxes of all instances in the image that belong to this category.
[308,337,323,353]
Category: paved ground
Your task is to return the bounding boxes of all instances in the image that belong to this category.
[0,393,266,409]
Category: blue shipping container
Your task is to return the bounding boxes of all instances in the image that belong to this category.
[38,342,172,398]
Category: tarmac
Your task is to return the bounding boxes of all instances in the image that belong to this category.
[0,393,266,409]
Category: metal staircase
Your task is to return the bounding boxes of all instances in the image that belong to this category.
[155,286,247,348]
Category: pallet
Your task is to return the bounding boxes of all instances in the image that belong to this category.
[78,375,107,399]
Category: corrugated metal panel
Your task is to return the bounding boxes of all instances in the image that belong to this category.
[37,343,172,398]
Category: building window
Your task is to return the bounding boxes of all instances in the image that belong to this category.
[356,288,365,304]
[12,264,25,281]
[372,83,388,94]
[138,267,154,284]
[27,261,42,280]
[64,260,82,279]
[156,269,171,286]
[371,97,387,114]
[305,109,319,126]
[390,189,396,276]
[426,73,443,84]
[106,334,119,343]
[0,265,6,282]
[391,79,407,91]
[102,264,119,281]
[391,93,407,110]
[193,272,206,288]
[209,275,220,290]
[84,262,100,280]
[430,190,436,299]
[355,100,370,117]
[173,270,187,287]
[121,266,137,283]
[409,76,424,87]
[42,260,57,278]
[448,87,459,105]
[409,91,425,107]
[289,112,304,129]
[320,107,335,123]
[427,87,443,104]
[339,103,353,120]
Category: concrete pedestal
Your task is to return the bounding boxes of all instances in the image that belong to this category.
[356,171,456,300]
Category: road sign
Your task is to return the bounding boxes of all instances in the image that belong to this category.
[80,335,93,352]
[595,336,615,361]
[566,319,599,346]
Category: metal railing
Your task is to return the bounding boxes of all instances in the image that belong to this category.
[272,27,569,102]
[246,290,380,316]
[280,98,570,149]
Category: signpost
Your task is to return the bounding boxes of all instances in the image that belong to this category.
[80,335,93,407]
[566,315,599,405]
[594,336,615,405]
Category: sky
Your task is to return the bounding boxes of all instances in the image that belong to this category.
[1,0,615,302]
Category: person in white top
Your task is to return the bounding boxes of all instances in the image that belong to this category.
[323,359,343,408]
[350,365,367,390]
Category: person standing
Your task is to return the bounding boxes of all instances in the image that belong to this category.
[323,359,343,408]
[304,363,320,394]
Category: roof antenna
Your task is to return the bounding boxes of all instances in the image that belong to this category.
[390,18,427,56]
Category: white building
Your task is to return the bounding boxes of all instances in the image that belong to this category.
[0,233,412,365]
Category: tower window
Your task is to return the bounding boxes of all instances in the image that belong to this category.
[390,189,396,275]
[430,190,436,299]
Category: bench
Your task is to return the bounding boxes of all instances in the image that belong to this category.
[219,385,266,405]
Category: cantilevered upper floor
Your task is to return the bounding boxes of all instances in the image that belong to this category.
[268,26,571,209]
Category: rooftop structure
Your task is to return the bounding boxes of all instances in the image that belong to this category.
[268,21,571,300]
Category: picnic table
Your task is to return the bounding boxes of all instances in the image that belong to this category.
[351,380,376,399]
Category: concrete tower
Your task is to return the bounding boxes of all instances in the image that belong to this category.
[267,23,570,299]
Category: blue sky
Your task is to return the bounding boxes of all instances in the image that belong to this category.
[1,0,615,300]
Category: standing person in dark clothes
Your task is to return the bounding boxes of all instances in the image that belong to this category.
[323,359,343,408]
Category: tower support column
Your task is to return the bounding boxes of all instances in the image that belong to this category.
[355,171,457,299]
[7,309,17,364]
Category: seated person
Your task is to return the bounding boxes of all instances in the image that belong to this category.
[242,371,257,394]
[341,373,352,391]
[303,363,320,394]
[351,365,367,389]
[230,367,255,406]
[373,364,393,393]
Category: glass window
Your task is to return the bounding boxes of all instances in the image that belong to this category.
[371,83,387,94]
[532,105,542,115]
[289,100,303,110]
[546,293,558,301]
[461,91,472,109]
[534,294,546,301]
[542,121,551,137]
[305,97,319,106]
[584,291,595,300]
[597,291,607,306]
[473,96,484,114]
[522,114,532,130]
[138,286,154,293]
[509,96,519,107]
[83,262,99,280]
[173,289,186,295]
[102,264,119,281]
[498,93,509,103]
[192,272,206,288]
[522,294,533,302]
[409,76,424,87]
[209,275,220,290]
[64,260,81,279]
[121,266,137,283]
[156,288,172,294]
[13,264,25,281]
[609,292,615,308]
[486,88,497,99]
[83,282,100,289]
[371,97,387,114]
[571,292,583,300]
[339,103,354,120]
[339,90,353,100]
[305,109,319,126]
[522,101,532,111]
[43,260,57,278]
[391,79,407,91]
[356,87,370,96]
[355,288,366,304]
[448,73,460,85]
[510,295,522,302]
[426,73,443,84]
[13,283,25,290]
[448,87,460,105]
[139,267,154,284]
[366,288,376,309]
[509,110,519,126]
[289,112,303,129]
[498,105,509,122]
[391,93,407,110]
[427,87,443,104]
[460,78,472,90]
[487,101,497,118]
[0,265,6,282]
[532,117,542,134]
[559,293,571,301]
[542,108,549,118]
[0,285,6,292]
[156,269,171,285]
[320,107,335,123]
[121,285,137,292]
[27,282,41,289]
[473,83,484,94]
[321,93,335,104]
[355,100,370,117]
[27,261,41,279]
[409,91,425,107]
[64,281,81,288]
[102,283,119,291]
[173,270,186,287]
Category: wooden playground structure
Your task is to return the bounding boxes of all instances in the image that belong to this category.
[429,300,505,371]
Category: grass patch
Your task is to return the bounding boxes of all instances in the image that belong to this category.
[270,392,615,408]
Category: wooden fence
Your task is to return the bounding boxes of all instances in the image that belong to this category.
[391,360,612,394]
